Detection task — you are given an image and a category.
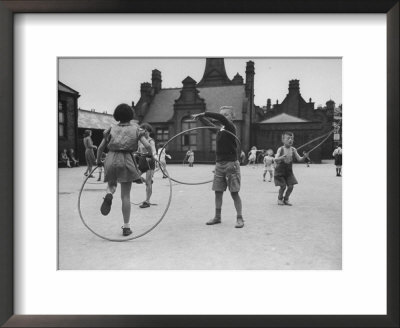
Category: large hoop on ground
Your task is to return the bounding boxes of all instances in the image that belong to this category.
[158,126,241,185]
[77,160,172,242]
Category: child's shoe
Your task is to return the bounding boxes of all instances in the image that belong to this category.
[278,199,285,205]
[284,200,292,206]
[206,217,221,225]
[122,226,132,236]
[235,217,244,228]
[139,201,150,208]
[100,193,113,215]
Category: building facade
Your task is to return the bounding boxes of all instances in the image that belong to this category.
[58,81,80,158]
[133,58,255,162]
[254,80,335,162]
[133,58,338,163]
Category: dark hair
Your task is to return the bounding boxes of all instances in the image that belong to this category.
[282,131,294,137]
[84,130,91,137]
[338,144,342,148]
[140,122,155,138]
[113,103,133,123]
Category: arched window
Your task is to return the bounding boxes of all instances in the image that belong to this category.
[181,117,197,151]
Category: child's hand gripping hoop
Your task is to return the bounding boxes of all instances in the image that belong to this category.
[158,126,241,185]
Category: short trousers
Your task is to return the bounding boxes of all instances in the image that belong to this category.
[212,160,241,192]
[264,167,274,173]
[274,163,298,186]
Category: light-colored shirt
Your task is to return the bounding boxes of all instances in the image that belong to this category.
[263,155,274,168]
[105,123,145,152]
[332,148,342,156]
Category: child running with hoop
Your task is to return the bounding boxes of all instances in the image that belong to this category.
[96,104,154,236]
[193,106,244,228]
[274,131,309,206]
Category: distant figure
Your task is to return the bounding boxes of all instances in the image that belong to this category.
[263,149,275,182]
[157,144,172,178]
[83,130,97,177]
[138,123,157,208]
[186,149,194,167]
[248,146,257,167]
[240,150,246,166]
[332,144,342,176]
[68,148,79,167]
[60,149,71,168]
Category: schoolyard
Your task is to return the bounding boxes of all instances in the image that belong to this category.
[58,162,341,270]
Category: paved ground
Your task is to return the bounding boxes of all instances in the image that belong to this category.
[58,162,341,270]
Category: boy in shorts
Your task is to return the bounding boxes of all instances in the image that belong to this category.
[192,106,244,228]
[263,149,275,182]
[274,132,309,206]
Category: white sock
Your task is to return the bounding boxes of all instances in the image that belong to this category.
[123,223,130,228]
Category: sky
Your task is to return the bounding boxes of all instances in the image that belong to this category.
[58,58,342,114]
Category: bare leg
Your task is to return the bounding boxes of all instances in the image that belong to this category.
[284,185,294,201]
[120,182,132,224]
[278,185,286,200]
[230,192,242,217]
[145,170,154,203]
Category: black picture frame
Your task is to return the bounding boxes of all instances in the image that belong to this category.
[0,1,398,327]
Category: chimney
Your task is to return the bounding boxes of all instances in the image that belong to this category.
[140,82,152,97]
[326,99,335,111]
[151,69,162,94]
[266,98,271,111]
[288,79,300,94]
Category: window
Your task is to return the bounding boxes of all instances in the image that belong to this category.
[211,132,216,151]
[58,100,67,138]
[156,127,169,142]
[181,117,197,151]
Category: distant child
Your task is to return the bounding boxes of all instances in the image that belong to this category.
[240,150,246,166]
[138,123,157,208]
[68,148,79,167]
[248,146,258,167]
[274,132,309,205]
[96,103,154,236]
[60,149,71,168]
[97,152,107,181]
[332,144,342,176]
[83,130,97,177]
[157,144,172,178]
[187,149,194,167]
[263,149,275,182]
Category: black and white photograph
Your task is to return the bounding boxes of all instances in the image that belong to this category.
[58,57,342,270]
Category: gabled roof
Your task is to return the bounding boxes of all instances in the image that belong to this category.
[259,113,309,124]
[143,85,246,123]
[78,109,116,130]
[58,81,80,95]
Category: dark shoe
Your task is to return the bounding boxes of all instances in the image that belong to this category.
[122,227,132,236]
[283,200,292,206]
[100,193,113,215]
[206,217,221,225]
[235,217,244,228]
[139,201,150,208]
[134,178,143,184]
[89,175,95,178]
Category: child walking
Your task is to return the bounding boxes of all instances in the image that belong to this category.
[263,149,274,182]
[187,149,194,167]
[274,132,309,206]
[137,123,157,209]
[96,104,154,236]
[83,130,97,177]
[332,144,342,176]
[157,144,171,178]
[248,146,257,167]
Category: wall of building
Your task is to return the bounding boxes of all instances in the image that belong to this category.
[58,92,78,159]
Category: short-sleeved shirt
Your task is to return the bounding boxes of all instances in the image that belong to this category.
[104,122,145,152]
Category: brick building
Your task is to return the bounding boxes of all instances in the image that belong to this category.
[58,81,80,158]
[254,80,335,162]
[134,58,255,162]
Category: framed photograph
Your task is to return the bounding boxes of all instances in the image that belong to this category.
[0,1,398,327]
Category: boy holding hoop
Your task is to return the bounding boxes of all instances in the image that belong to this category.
[193,106,244,228]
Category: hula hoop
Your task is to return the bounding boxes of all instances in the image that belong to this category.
[158,126,241,185]
[77,160,172,242]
